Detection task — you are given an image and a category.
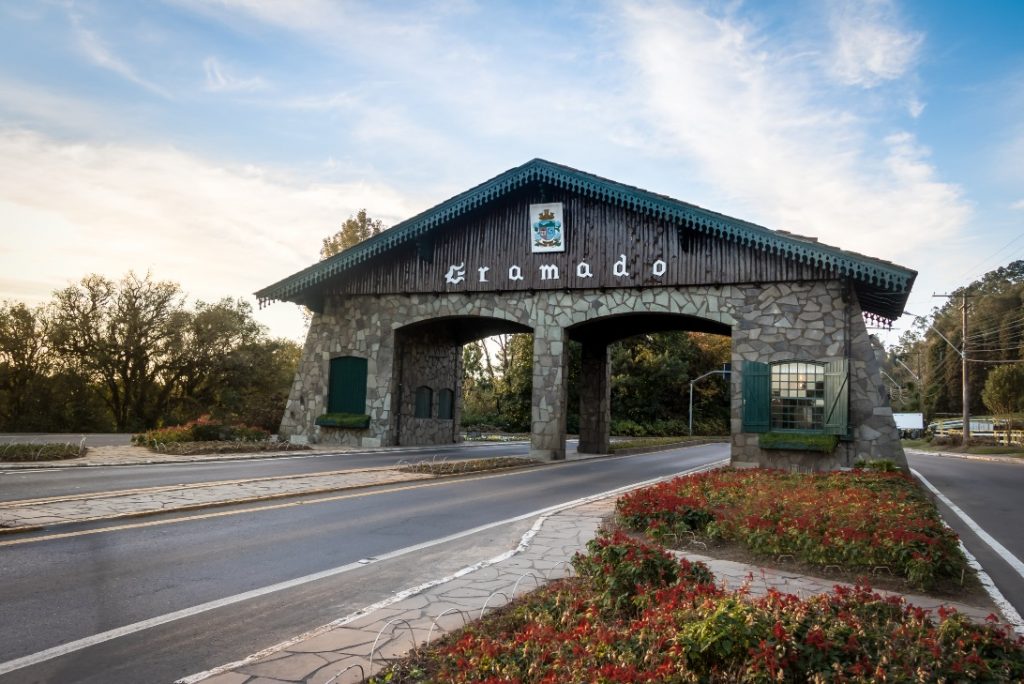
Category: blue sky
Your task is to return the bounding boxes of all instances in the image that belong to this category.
[1,0,1021,344]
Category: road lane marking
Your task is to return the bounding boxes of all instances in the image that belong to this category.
[911,468,1024,582]
[0,464,436,508]
[0,448,721,548]
[0,458,727,677]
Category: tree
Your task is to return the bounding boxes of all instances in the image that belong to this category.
[610,331,729,433]
[208,337,301,431]
[320,209,387,259]
[48,272,186,432]
[166,298,266,422]
[0,302,51,428]
[982,363,1024,444]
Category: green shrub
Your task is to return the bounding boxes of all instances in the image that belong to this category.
[854,458,900,472]
[0,442,87,462]
[571,529,713,617]
[610,418,647,437]
[314,412,371,429]
[134,416,270,445]
[759,431,839,453]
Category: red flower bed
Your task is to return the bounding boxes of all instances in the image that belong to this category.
[371,531,1024,682]
[616,468,964,589]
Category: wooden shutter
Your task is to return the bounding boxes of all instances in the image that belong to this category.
[437,388,454,419]
[742,361,770,433]
[328,356,368,414]
[824,359,849,435]
[414,386,433,418]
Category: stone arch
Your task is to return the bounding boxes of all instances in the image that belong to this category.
[390,314,533,446]
[566,305,733,455]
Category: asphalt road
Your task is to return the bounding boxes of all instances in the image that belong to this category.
[0,442,533,502]
[906,450,1024,620]
[0,443,727,684]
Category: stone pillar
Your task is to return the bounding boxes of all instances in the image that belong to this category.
[578,342,610,454]
[530,324,569,461]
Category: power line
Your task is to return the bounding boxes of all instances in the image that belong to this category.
[950,232,1024,286]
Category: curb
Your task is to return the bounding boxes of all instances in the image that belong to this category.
[610,438,728,457]
[0,439,532,469]
[0,462,546,538]
[906,448,1024,465]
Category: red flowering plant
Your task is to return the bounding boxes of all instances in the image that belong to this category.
[371,537,1024,683]
[616,468,966,590]
[133,415,270,445]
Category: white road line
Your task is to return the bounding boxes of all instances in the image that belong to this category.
[911,468,1024,581]
[0,458,726,677]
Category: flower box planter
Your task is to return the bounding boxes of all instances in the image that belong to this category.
[759,432,839,453]
[315,413,371,429]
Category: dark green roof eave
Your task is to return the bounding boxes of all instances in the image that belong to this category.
[255,158,917,319]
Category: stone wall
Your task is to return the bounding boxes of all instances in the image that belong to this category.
[394,326,462,446]
[278,281,906,469]
[728,281,907,470]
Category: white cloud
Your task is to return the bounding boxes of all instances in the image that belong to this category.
[618,1,967,263]
[1011,199,1024,211]
[0,129,417,339]
[71,15,172,98]
[827,0,923,88]
[203,56,268,92]
[907,96,925,118]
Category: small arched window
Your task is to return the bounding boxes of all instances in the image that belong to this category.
[414,386,433,418]
[437,388,455,420]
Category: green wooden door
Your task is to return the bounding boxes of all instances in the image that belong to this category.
[328,356,368,414]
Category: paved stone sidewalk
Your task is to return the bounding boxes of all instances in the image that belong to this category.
[185,498,999,684]
[0,468,433,532]
[0,444,350,469]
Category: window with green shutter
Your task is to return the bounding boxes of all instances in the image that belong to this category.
[742,359,849,436]
[823,359,849,435]
[437,388,454,419]
[327,356,367,415]
[742,361,770,433]
[414,386,433,418]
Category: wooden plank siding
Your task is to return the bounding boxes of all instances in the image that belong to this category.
[321,188,831,298]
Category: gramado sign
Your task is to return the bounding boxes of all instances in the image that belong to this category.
[443,201,668,287]
[443,255,668,286]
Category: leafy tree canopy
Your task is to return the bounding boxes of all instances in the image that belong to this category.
[320,209,387,260]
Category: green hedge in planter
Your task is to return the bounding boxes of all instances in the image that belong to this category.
[315,413,371,429]
[759,432,839,453]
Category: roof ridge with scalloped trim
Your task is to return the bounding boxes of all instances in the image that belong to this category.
[255,158,916,319]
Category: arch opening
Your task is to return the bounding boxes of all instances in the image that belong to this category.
[567,312,732,455]
[392,315,534,446]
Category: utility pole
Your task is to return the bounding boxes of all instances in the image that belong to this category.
[933,293,971,443]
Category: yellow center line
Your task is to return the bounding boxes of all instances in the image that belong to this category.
[0,468,533,548]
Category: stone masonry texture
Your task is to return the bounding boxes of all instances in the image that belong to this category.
[279,281,906,470]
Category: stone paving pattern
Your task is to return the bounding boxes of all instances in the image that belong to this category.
[192,498,997,684]
[0,468,432,531]
[0,443,353,469]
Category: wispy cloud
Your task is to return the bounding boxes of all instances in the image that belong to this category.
[203,56,267,92]
[71,14,172,98]
[827,0,923,88]
[617,1,967,262]
[907,96,926,118]
[1012,199,1024,211]
[0,129,416,337]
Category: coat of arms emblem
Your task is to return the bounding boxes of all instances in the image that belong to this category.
[530,203,564,253]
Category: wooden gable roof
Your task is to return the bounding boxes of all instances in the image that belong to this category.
[256,159,916,320]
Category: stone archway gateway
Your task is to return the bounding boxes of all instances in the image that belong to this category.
[257,159,916,471]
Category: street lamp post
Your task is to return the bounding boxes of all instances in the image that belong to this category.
[689,367,731,436]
